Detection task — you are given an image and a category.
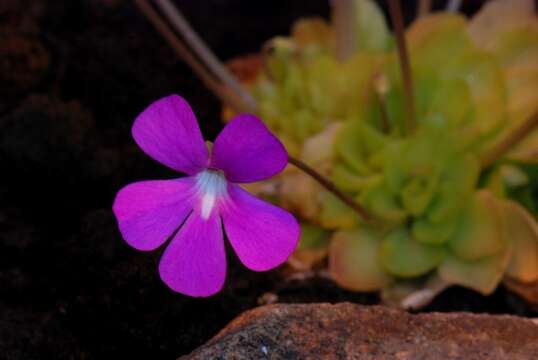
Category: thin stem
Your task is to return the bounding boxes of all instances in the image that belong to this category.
[135,0,250,113]
[480,112,538,168]
[331,0,357,62]
[153,0,257,112]
[373,72,390,133]
[417,0,432,18]
[388,0,416,133]
[288,156,373,222]
[446,0,463,12]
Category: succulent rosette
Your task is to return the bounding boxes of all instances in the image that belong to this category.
[231,0,538,305]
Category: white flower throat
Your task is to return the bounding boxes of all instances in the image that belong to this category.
[195,169,228,219]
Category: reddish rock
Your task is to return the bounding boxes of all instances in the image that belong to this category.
[181,303,538,359]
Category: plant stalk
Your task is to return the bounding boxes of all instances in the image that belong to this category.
[153,0,257,112]
[135,0,250,113]
[331,0,357,62]
[373,72,390,133]
[288,156,373,222]
[388,0,416,133]
[417,0,431,18]
[480,111,538,168]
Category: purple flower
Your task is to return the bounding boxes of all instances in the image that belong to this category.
[112,95,300,297]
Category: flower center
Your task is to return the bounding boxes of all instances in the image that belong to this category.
[195,169,228,220]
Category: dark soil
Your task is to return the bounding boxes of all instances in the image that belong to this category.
[1,1,534,359]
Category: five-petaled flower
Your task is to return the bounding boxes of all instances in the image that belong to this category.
[112,95,300,297]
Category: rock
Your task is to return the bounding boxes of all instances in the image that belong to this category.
[182,303,538,360]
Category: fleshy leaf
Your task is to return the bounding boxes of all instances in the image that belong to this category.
[401,173,439,217]
[291,17,334,52]
[380,229,446,278]
[467,0,535,52]
[499,199,538,282]
[319,192,359,230]
[438,249,511,295]
[353,0,391,53]
[329,228,392,291]
[360,177,407,224]
[412,216,459,246]
[448,190,505,261]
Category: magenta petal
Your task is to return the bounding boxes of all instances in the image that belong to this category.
[112,177,195,251]
[221,185,300,271]
[159,213,225,297]
[211,114,288,183]
[132,95,208,174]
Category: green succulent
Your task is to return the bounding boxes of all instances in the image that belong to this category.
[245,0,538,304]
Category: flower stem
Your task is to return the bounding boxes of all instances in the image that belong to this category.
[331,0,357,62]
[153,0,257,112]
[373,72,390,133]
[417,0,431,18]
[480,111,538,168]
[135,0,251,113]
[288,156,373,222]
[388,0,416,133]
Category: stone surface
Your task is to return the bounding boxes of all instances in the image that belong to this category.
[182,303,538,360]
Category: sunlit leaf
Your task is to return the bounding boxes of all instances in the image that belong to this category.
[448,190,505,261]
[353,0,391,53]
[499,199,538,282]
[291,17,334,52]
[438,250,511,295]
[412,216,459,246]
[320,192,359,229]
[380,229,446,277]
[329,228,392,291]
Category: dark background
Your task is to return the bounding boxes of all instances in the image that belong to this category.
[1,1,534,359]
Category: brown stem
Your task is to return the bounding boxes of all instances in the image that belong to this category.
[135,0,251,113]
[480,111,538,168]
[331,0,357,62]
[373,72,390,133]
[388,0,416,133]
[288,156,373,222]
[153,0,257,112]
[417,0,432,18]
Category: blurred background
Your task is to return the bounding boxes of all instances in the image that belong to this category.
[3,1,531,359]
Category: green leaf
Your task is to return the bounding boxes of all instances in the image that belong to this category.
[401,172,439,216]
[329,228,393,291]
[320,192,359,229]
[438,250,511,295]
[360,177,407,223]
[380,229,446,278]
[412,216,459,246]
[448,190,505,261]
[353,0,391,53]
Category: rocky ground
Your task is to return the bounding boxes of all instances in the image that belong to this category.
[1,1,534,359]
[183,303,538,359]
